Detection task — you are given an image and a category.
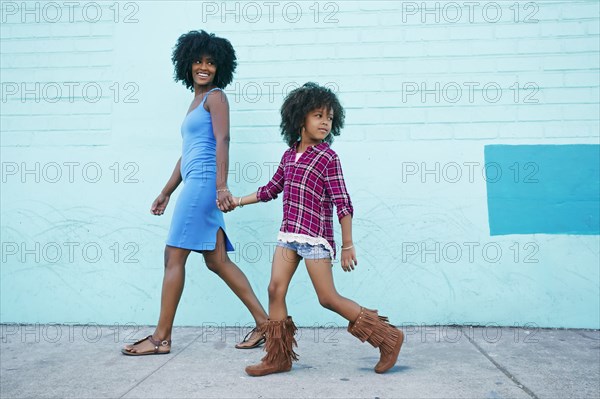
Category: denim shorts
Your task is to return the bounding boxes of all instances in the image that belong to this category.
[276,241,332,260]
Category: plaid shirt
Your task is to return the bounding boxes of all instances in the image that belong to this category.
[257,142,353,258]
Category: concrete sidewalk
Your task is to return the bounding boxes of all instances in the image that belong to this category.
[1,325,598,399]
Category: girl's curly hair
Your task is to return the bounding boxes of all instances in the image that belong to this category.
[171,30,237,91]
[280,82,345,147]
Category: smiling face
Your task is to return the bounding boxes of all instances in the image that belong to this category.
[301,106,333,146]
[191,54,217,88]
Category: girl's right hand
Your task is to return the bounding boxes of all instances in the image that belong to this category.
[341,246,357,272]
[151,193,170,215]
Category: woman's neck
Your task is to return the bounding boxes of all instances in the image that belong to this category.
[194,83,216,98]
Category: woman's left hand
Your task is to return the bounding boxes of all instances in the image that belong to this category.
[340,246,357,272]
[217,190,235,212]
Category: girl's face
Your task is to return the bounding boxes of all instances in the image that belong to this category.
[191,54,217,87]
[302,106,333,144]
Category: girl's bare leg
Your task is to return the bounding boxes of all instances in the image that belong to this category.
[305,258,361,322]
[268,246,301,320]
[306,258,404,374]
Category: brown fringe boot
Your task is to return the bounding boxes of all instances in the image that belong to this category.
[348,307,404,373]
[245,316,299,377]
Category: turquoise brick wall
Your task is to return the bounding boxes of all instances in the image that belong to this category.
[1,1,599,328]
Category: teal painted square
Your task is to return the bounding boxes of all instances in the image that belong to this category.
[485,144,600,235]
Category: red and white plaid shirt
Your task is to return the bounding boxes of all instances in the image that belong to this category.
[257,142,353,258]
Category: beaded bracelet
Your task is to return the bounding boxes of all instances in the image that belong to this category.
[216,188,230,193]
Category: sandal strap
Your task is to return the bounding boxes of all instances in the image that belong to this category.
[131,335,152,346]
[241,327,258,343]
[132,335,171,353]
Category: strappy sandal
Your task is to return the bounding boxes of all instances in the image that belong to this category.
[121,335,171,356]
[235,327,266,349]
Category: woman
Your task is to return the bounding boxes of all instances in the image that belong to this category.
[122,30,267,355]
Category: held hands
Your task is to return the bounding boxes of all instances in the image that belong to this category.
[340,244,357,272]
[216,189,236,212]
[151,193,170,215]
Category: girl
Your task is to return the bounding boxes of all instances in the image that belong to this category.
[221,83,404,375]
[122,30,268,355]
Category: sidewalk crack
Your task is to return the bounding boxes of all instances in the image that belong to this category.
[463,328,540,399]
[118,333,203,398]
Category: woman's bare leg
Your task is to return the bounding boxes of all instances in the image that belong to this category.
[123,245,190,353]
[203,228,268,327]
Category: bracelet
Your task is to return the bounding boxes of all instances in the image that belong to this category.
[216,188,230,193]
[238,197,244,208]
[341,245,354,250]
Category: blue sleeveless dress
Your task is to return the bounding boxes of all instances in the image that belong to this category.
[166,88,234,252]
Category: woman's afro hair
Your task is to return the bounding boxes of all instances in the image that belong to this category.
[280,82,345,147]
[171,30,237,91]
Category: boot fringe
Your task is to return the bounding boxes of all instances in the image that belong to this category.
[347,307,403,373]
[348,308,401,350]
[378,323,400,353]
[285,316,299,361]
[348,308,384,347]
[262,317,298,364]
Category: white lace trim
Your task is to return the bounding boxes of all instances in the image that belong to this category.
[277,232,335,259]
